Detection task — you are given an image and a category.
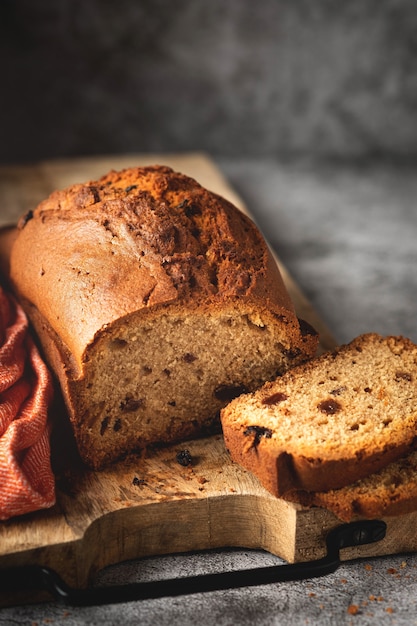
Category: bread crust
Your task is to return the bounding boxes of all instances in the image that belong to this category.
[10,166,307,373]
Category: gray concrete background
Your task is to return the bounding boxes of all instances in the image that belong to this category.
[1,0,417,164]
[220,157,417,346]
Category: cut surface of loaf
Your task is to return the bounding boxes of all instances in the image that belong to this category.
[9,165,318,468]
[286,449,417,522]
[221,333,417,496]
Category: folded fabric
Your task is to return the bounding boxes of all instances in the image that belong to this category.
[0,285,55,520]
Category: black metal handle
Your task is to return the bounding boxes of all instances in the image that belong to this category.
[0,519,386,607]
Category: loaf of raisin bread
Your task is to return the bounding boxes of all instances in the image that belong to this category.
[9,165,318,468]
[221,333,417,496]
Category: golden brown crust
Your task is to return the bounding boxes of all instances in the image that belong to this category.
[10,165,303,373]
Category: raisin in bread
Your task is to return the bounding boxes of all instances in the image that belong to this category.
[286,449,417,521]
[9,165,318,469]
[221,333,417,496]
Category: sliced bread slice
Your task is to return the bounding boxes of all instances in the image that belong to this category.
[220,333,417,496]
[285,449,417,521]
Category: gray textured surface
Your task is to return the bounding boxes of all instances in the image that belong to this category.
[1,551,416,625]
[1,157,417,624]
[220,157,417,345]
[1,0,417,163]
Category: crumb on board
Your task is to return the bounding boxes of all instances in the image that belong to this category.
[176,449,193,467]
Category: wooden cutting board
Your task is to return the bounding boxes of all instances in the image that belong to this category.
[1,153,416,606]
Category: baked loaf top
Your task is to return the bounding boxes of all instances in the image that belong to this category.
[221,333,417,496]
[10,165,311,377]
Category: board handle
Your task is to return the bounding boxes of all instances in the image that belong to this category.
[0,520,386,607]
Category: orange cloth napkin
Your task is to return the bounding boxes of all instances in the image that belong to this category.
[0,285,55,520]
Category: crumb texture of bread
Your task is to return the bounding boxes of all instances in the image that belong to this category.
[9,165,318,468]
[221,333,417,497]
